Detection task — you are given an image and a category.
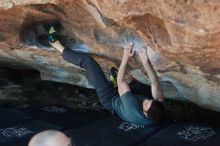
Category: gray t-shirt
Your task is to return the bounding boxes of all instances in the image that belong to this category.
[112,91,154,125]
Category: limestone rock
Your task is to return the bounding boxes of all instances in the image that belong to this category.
[0,0,56,9]
[0,0,220,111]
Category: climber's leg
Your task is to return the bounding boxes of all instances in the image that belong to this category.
[62,48,118,113]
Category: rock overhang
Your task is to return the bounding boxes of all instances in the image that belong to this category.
[0,0,220,112]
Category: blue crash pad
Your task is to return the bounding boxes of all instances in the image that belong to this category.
[0,120,62,144]
[65,115,172,146]
[0,108,31,128]
[140,121,220,146]
[20,105,108,129]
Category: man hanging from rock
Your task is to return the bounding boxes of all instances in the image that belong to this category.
[37,24,165,125]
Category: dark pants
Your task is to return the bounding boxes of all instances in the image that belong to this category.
[62,48,152,113]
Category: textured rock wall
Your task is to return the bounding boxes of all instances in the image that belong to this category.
[0,0,220,111]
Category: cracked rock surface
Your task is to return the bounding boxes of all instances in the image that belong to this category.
[0,0,220,111]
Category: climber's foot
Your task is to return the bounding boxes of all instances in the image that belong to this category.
[109,67,118,88]
[47,25,59,45]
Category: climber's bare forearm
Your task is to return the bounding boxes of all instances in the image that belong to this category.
[142,60,164,101]
[117,57,128,83]
[117,57,130,96]
[117,43,135,96]
[142,60,158,85]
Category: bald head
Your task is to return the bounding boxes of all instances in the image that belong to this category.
[28,130,73,146]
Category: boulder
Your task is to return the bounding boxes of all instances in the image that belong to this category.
[0,0,220,111]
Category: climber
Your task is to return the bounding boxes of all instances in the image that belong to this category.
[38,25,165,125]
[28,130,74,146]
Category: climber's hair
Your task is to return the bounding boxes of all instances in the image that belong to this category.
[146,100,165,122]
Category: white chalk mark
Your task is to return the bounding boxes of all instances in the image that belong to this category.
[177,125,216,142]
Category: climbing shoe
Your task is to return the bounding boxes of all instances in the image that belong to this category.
[47,25,59,45]
[109,67,118,88]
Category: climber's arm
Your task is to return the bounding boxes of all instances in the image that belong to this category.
[139,48,164,102]
[117,55,130,96]
[117,43,135,96]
